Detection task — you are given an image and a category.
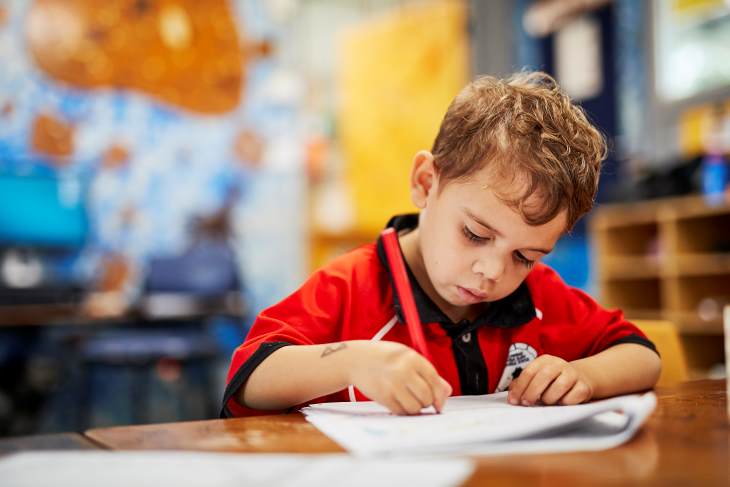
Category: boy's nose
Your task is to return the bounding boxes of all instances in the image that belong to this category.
[472,257,505,283]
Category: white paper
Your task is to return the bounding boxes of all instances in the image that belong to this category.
[0,451,474,487]
[302,391,657,457]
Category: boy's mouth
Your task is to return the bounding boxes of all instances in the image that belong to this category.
[456,286,488,303]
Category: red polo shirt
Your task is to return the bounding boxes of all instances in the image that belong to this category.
[221,214,656,417]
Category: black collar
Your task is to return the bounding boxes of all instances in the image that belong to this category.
[376,214,536,335]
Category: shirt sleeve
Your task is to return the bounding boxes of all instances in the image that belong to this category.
[534,266,658,362]
[220,268,347,417]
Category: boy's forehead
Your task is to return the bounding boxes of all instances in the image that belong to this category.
[443,169,567,244]
[446,163,525,201]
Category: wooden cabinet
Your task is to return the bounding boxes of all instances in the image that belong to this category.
[590,195,730,376]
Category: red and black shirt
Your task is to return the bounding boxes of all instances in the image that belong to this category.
[222,214,656,417]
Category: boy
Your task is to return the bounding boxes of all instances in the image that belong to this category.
[221,72,661,417]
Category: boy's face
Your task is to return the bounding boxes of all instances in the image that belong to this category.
[410,151,567,312]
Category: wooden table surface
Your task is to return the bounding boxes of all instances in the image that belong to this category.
[86,379,729,486]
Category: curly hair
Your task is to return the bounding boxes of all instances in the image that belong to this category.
[430,71,607,230]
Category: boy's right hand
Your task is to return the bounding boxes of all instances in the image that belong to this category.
[347,340,452,415]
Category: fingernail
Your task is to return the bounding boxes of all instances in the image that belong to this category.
[522,399,530,406]
[508,397,518,405]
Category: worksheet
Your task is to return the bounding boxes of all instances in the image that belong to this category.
[302,391,657,456]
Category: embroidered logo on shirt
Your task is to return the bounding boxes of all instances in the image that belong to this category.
[495,342,538,392]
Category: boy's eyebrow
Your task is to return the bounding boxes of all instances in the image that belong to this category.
[524,247,552,255]
[465,208,503,236]
[463,208,553,254]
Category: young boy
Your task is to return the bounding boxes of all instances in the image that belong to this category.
[221,72,661,417]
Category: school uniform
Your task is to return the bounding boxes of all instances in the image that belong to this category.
[221,214,656,417]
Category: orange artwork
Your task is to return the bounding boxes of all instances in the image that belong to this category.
[82,252,134,318]
[31,113,75,162]
[102,143,131,169]
[97,253,132,292]
[26,0,272,115]
[233,129,264,168]
[0,6,7,27]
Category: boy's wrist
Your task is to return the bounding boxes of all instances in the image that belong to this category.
[570,358,600,399]
[340,340,369,386]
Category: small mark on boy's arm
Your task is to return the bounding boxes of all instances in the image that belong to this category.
[321,343,347,358]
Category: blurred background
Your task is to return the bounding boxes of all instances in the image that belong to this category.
[0,0,728,436]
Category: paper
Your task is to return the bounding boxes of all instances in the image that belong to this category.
[0,451,474,487]
[302,391,657,457]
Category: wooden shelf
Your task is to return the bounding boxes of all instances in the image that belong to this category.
[591,204,660,230]
[669,196,730,220]
[668,311,724,334]
[623,309,664,321]
[624,311,723,334]
[592,194,730,378]
[670,253,730,276]
[599,253,730,280]
[599,256,661,280]
[592,194,730,229]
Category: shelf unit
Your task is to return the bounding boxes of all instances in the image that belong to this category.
[590,194,730,376]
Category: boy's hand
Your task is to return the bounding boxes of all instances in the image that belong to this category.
[507,354,594,406]
[348,341,452,415]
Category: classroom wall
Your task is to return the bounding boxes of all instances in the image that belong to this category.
[0,0,308,317]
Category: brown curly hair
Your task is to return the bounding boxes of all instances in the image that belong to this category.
[431,71,606,230]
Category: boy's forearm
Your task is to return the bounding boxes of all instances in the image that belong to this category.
[571,343,662,399]
[237,340,366,410]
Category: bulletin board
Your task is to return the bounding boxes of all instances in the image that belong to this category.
[337,0,469,234]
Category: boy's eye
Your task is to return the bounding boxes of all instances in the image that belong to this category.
[462,225,490,243]
[462,225,535,268]
[514,251,535,269]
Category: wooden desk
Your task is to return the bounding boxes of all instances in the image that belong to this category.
[87,380,729,485]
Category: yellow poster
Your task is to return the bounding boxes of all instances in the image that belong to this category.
[338,0,469,234]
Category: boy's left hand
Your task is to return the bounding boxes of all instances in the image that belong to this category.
[507,354,594,406]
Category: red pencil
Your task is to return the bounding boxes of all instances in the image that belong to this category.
[381,228,432,362]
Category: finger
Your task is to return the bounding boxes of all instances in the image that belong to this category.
[559,381,592,405]
[381,394,406,415]
[540,370,577,405]
[520,366,560,406]
[417,362,451,412]
[508,360,542,404]
[394,386,425,415]
[405,375,434,409]
[432,377,452,413]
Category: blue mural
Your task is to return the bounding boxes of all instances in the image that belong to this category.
[0,0,307,319]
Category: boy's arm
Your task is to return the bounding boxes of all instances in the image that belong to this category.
[223,264,353,417]
[571,342,661,399]
[508,266,661,406]
[239,340,452,415]
[238,341,359,410]
[508,343,661,406]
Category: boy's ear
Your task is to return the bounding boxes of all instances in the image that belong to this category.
[410,150,437,209]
